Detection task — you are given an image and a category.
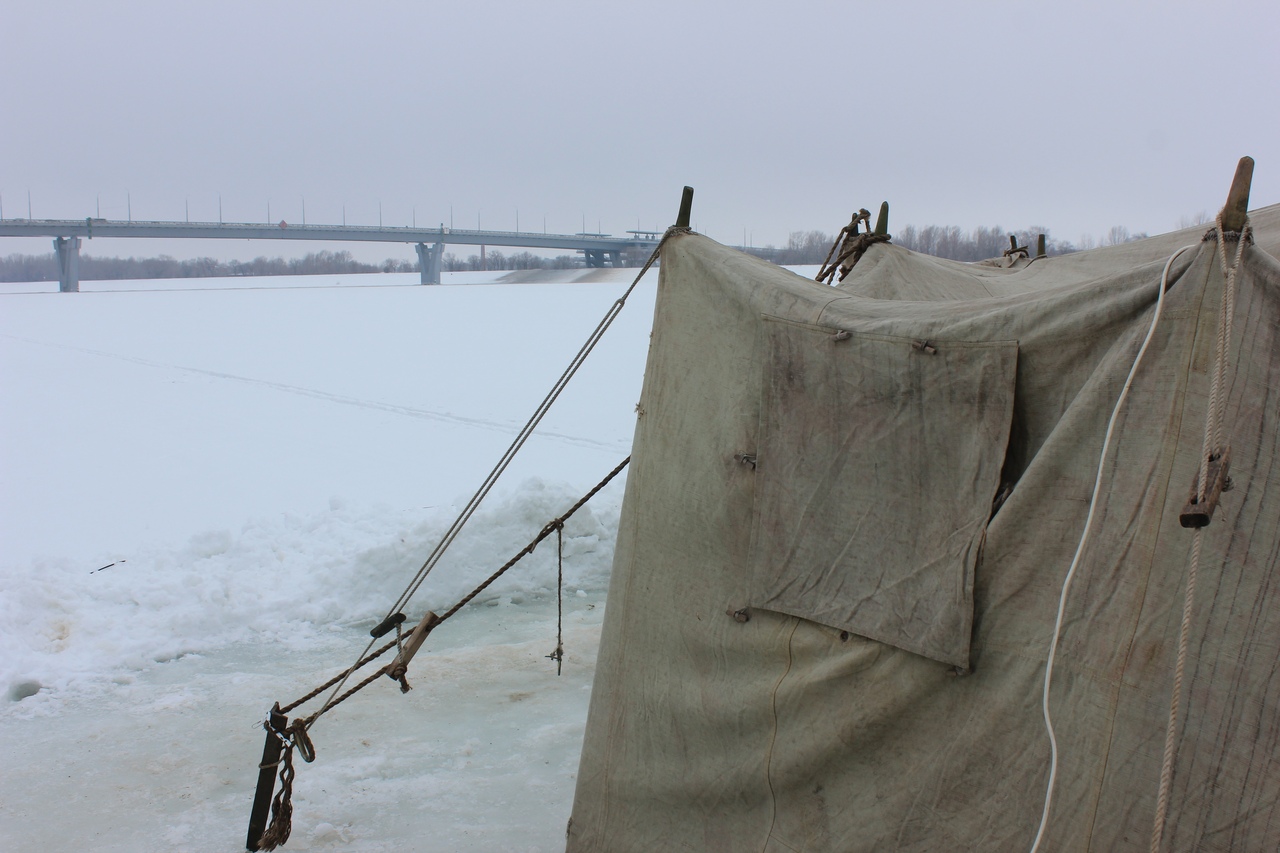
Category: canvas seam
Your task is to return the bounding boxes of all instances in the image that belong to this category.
[760,619,799,853]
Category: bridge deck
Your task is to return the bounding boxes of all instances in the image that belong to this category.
[0,219,659,253]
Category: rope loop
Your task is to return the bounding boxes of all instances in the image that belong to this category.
[289,719,316,763]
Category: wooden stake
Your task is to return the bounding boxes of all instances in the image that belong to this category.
[246,703,288,851]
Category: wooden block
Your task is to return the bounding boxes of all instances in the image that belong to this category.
[1180,447,1231,529]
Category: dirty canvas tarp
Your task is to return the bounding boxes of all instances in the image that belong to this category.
[568,206,1280,852]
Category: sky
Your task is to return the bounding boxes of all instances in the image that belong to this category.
[3,0,1278,264]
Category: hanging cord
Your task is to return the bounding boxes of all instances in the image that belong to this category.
[285,455,629,726]
[256,738,295,851]
[1149,216,1251,853]
[308,228,678,724]
[1027,242,1197,853]
[546,523,565,675]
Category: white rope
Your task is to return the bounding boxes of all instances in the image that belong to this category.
[1149,217,1250,853]
[1027,243,1196,853]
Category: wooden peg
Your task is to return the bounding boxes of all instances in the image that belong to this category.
[874,201,889,236]
[386,611,441,691]
[369,612,406,638]
[675,186,694,228]
[1219,156,1254,232]
[1036,234,1047,258]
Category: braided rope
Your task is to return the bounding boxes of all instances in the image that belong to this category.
[279,636,400,715]
[278,455,630,725]
[1149,217,1251,853]
[254,454,631,847]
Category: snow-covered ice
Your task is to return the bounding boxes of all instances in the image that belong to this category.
[0,268,656,851]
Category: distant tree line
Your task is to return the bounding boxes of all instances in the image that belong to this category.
[2,223,1166,282]
[442,250,583,272]
[769,223,1152,265]
[1,247,612,281]
[0,249,416,282]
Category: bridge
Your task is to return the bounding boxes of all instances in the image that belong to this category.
[0,218,663,291]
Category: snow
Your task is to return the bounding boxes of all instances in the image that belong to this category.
[0,268,656,851]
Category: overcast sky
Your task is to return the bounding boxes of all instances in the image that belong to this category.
[3,0,1277,263]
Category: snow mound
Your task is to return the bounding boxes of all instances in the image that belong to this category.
[1,476,622,714]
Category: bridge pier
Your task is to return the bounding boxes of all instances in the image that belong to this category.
[54,236,81,292]
[416,241,444,285]
[582,248,626,269]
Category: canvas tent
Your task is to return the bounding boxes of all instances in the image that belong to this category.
[567,202,1280,851]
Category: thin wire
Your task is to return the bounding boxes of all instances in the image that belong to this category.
[553,524,564,675]
[309,231,676,724]
[1028,243,1196,853]
[392,232,670,613]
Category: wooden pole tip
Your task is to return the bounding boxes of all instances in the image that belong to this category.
[675,186,694,229]
[1220,156,1254,232]
[874,202,889,236]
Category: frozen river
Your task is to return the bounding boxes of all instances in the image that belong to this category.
[0,267,655,851]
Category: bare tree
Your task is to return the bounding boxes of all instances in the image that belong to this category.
[1178,211,1210,229]
[1104,225,1131,246]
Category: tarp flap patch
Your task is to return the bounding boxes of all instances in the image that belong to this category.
[749,317,1017,669]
